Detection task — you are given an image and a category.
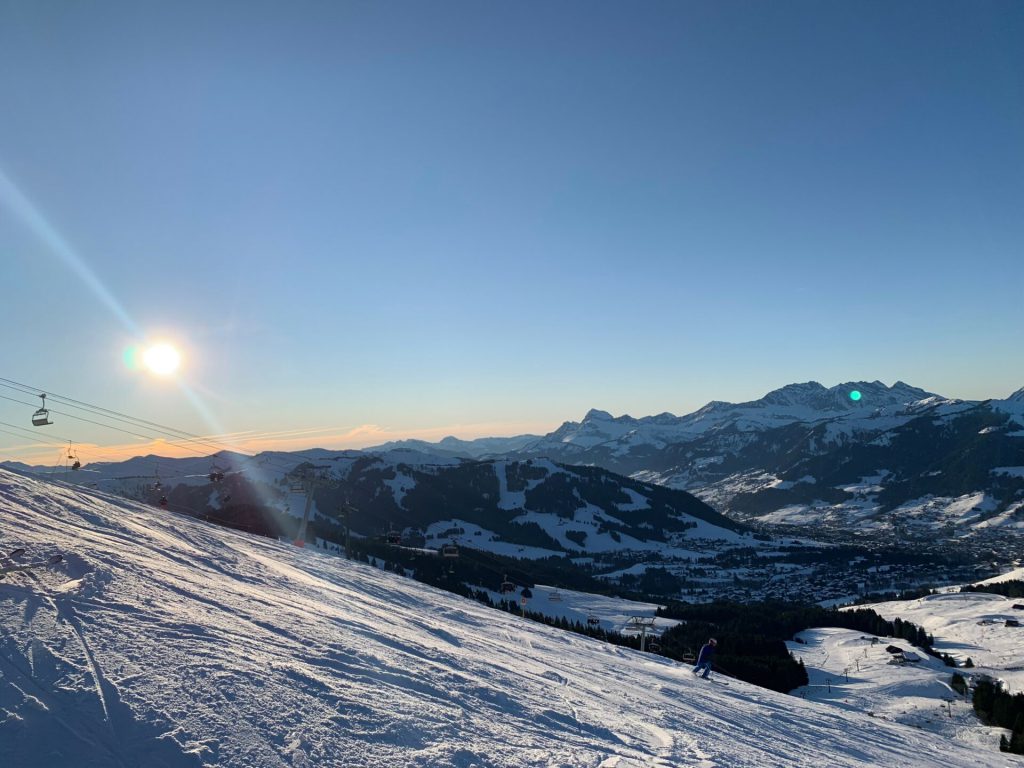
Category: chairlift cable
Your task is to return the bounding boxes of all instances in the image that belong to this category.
[0,378,212,442]
[0,381,231,454]
[0,377,351,469]
[1,381,341,471]
[2,382,351,483]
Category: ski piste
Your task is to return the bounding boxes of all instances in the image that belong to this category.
[0,551,63,579]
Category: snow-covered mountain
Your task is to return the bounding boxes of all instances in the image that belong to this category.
[523,381,941,457]
[3,451,750,562]
[366,434,540,459]
[386,380,1024,539]
[0,469,1010,767]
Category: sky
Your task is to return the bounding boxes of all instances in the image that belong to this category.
[1,0,1022,464]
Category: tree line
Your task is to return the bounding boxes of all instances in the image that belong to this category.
[972,678,1024,754]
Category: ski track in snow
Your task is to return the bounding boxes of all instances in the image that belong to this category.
[0,470,1016,767]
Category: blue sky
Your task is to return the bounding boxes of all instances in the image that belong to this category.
[1,1,1022,462]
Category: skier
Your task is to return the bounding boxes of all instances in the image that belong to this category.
[693,637,717,679]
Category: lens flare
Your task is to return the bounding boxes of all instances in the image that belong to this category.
[849,390,862,402]
[122,345,142,370]
[143,343,181,376]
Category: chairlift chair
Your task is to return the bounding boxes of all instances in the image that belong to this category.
[587,615,600,628]
[158,496,168,508]
[31,394,52,426]
[441,543,459,558]
[386,531,401,545]
[67,442,80,471]
[549,590,563,602]
[500,576,516,594]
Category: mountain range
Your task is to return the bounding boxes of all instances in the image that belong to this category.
[5,380,1022,556]
[372,380,1024,538]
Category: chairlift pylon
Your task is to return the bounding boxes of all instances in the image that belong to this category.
[31,393,52,426]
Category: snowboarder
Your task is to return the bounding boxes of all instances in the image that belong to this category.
[693,637,717,679]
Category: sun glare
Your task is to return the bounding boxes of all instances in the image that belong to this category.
[143,343,181,376]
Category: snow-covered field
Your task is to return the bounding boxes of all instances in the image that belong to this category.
[475,582,680,638]
[859,591,1024,696]
[787,628,1016,758]
[0,468,1013,767]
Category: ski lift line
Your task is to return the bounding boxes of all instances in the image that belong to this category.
[0,382,340,472]
[0,380,250,460]
[2,391,248,459]
[0,383,232,454]
[48,447,65,478]
[1,382,349,480]
[0,378,335,466]
[0,378,209,441]
[0,420,125,463]
[0,378,355,470]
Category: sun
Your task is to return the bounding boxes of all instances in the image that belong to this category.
[142,343,181,376]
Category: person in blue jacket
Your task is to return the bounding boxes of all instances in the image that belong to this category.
[693,637,717,679]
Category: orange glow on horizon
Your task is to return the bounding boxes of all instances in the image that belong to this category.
[2,420,555,466]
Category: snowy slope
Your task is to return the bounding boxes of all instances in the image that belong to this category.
[858,591,1024,696]
[11,452,748,563]
[0,469,1010,767]
[786,628,1015,757]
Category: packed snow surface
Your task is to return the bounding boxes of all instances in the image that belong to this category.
[787,628,1015,757]
[859,590,1024,696]
[0,469,1009,767]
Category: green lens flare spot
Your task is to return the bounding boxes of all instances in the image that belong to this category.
[849,390,862,401]
[123,345,141,370]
